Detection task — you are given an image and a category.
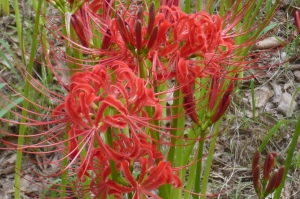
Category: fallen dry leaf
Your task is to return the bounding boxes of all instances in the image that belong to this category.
[253,36,286,50]
[271,83,282,103]
[246,87,274,109]
[294,71,300,81]
[277,92,296,117]
[271,83,297,117]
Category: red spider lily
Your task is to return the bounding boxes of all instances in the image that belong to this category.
[105,158,181,199]
[49,62,165,173]
[78,133,174,198]
[0,0,282,198]
[62,63,162,130]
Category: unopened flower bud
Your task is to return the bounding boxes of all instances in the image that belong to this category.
[211,81,234,123]
[135,20,142,51]
[183,93,198,124]
[273,166,285,190]
[263,152,277,181]
[101,29,111,50]
[252,165,261,192]
[146,26,158,51]
[265,172,277,195]
[117,14,129,46]
[252,150,260,174]
[294,10,300,35]
[146,2,155,37]
[137,6,144,22]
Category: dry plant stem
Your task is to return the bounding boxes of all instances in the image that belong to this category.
[273,115,300,199]
[14,1,43,198]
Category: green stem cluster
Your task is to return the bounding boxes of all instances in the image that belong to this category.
[14,1,43,198]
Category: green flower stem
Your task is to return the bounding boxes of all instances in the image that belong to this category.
[166,88,184,199]
[106,128,118,183]
[167,89,182,164]
[138,59,159,146]
[250,80,256,121]
[0,0,10,16]
[200,119,221,199]
[183,154,198,199]
[273,115,300,199]
[196,77,210,121]
[196,0,202,12]
[70,25,83,63]
[62,15,75,72]
[193,129,207,199]
[219,0,226,16]
[77,136,91,199]
[60,129,69,198]
[183,128,201,199]
[185,0,191,13]
[14,1,43,198]
[13,0,26,65]
[206,0,214,13]
[170,101,185,199]
[92,22,101,48]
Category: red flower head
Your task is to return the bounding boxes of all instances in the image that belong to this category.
[106,158,181,199]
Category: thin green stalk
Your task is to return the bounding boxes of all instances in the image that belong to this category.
[250,80,256,121]
[106,128,118,183]
[183,156,198,199]
[196,0,202,12]
[13,0,26,65]
[200,120,221,199]
[219,0,226,16]
[70,25,83,62]
[170,100,185,199]
[0,0,10,16]
[185,0,191,13]
[193,130,207,199]
[206,0,214,13]
[167,89,181,164]
[166,88,183,199]
[273,115,300,199]
[258,120,287,152]
[182,127,203,199]
[62,15,75,72]
[14,1,43,199]
[60,131,69,198]
[139,59,159,145]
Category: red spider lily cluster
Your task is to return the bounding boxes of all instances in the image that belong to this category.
[0,0,280,198]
